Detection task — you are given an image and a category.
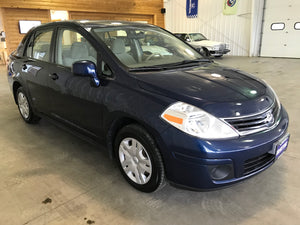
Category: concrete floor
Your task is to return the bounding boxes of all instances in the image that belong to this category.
[0,56,299,225]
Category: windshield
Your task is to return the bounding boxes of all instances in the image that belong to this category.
[92,26,205,69]
[190,33,207,41]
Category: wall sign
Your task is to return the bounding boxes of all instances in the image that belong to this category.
[223,0,238,15]
[19,20,41,34]
[186,0,198,18]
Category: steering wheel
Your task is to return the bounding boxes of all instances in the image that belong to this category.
[145,52,163,61]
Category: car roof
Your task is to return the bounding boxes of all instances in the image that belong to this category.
[174,33,203,35]
[35,20,156,30]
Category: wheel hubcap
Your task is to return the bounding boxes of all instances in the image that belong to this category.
[18,92,30,119]
[119,138,152,185]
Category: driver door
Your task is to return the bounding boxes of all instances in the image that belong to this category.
[47,28,104,139]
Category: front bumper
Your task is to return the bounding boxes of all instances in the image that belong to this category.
[157,106,289,190]
[210,49,230,56]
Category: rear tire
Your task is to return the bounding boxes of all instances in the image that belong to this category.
[114,124,165,192]
[16,87,40,124]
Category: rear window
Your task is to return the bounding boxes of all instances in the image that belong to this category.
[15,33,31,57]
[24,29,53,62]
[32,30,53,62]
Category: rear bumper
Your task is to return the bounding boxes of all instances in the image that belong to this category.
[157,106,289,190]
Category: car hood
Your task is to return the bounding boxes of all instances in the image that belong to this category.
[135,63,275,118]
[192,40,223,47]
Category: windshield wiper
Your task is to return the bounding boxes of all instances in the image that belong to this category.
[128,59,210,72]
[181,58,210,64]
[159,58,210,68]
[128,66,166,72]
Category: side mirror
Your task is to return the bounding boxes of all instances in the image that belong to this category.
[72,60,100,87]
[197,47,211,58]
[185,38,191,42]
[101,61,113,77]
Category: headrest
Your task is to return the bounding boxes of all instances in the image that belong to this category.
[71,42,89,58]
[111,39,126,54]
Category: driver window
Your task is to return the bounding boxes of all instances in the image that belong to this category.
[56,29,97,67]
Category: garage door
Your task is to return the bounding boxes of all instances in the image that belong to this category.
[69,11,154,24]
[260,0,300,58]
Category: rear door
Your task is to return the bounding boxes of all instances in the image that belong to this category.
[21,28,54,113]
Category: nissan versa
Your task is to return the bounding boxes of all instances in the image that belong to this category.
[7,21,289,192]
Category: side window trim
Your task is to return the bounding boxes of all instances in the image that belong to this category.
[24,31,36,58]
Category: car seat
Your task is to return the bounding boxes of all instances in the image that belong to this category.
[111,39,136,66]
[63,42,96,67]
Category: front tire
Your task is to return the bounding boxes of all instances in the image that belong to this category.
[16,87,40,124]
[114,124,165,192]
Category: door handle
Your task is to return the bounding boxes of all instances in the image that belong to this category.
[49,73,59,80]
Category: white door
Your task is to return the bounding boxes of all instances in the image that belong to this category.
[260,0,300,58]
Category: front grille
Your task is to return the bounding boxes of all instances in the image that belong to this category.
[219,44,225,51]
[243,153,275,176]
[225,101,280,135]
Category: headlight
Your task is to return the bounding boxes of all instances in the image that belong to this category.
[212,45,220,50]
[161,102,239,140]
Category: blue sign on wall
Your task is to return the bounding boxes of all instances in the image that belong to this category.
[186,0,198,18]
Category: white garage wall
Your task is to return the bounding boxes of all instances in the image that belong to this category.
[260,0,300,58]
[249,0,264,57]
[164,0,253,56]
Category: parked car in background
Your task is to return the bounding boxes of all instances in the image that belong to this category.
[175,33,230,57]
[8,21,289,192]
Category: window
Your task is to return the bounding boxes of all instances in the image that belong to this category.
[295,22,300,30]
[96,29,133,53]
[56,29,97,67]
[25,30,53,60]
[174,34,186,41]
[31,30,53,62]
[190,33,207,41]
[93,27,202,68]
[271,23,285,31]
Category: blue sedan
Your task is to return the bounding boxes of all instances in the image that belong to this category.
[7,21,289,192]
